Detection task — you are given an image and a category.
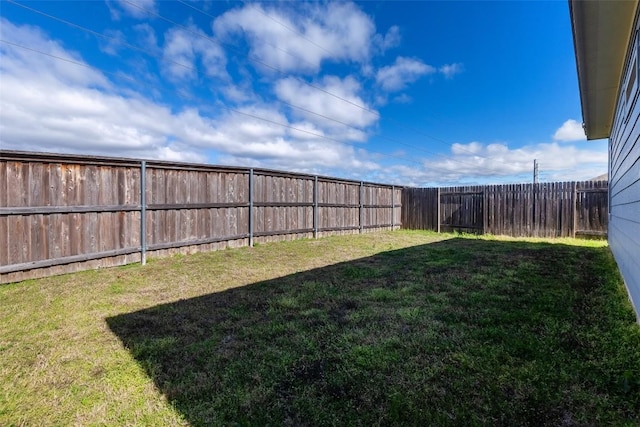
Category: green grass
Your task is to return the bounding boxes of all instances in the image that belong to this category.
[1,231,639,426]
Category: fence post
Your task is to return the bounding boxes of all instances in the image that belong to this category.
[436,187,441,233]
[359,181,364,234]
[140,160,146,266]
[391,185,395,230]
[313,175,318,239]
[572,182,577,238]
[532,183,537,237]
[482,188,488,235]
[248,168,254,247]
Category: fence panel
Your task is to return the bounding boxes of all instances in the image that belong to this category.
[317,179,360,233]
[1,156,142,281]
[440,187,484,233]
[576,180,609,237]
[2,149,608,284]
[401,181,608,238]
[1,150,402,283]
[253,172,314,241]
[362,184,395,229]
[144,167,250,252]
[400,187,439,230]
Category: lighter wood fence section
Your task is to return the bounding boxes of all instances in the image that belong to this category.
[402,181,608,238]
[253,172,313,240]
[0,151,402,283]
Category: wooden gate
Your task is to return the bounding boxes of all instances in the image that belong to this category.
[439,189,485,233]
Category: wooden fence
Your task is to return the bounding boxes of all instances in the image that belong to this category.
[1,150,609,284]
[401,181,608,238]
[0,151,401,283]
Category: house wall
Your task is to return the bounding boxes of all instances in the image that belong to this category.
[609,10,640,319]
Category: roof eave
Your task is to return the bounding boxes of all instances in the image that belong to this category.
[569,0,638,140]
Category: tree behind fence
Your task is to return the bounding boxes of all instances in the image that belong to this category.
[401,181,608,238]
[0,151,401,283]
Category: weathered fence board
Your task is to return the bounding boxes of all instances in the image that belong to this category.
[5,150,608,284]
[440,188,484,232]
[402,181,608,238]
[575,180,608,236]
[401,187,438,231]
[1,150,402,283]
[252,172,314,238]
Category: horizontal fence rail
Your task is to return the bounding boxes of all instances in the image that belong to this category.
[1,149,609,284]
[402,181,608,238]
[0,150,402,283]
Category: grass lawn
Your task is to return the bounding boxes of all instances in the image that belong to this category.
[1,230,639,426]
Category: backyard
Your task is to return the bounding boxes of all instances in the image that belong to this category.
[1,230,639,426]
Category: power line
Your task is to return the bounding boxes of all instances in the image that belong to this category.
[11,0,491,165]
[0,38,145,87]
[174,0,322,72]
[212,2,491,160]
[245,2,335,56]
[1,2,382,151]
[1,38,458,176]
[119,0,377,116]
[5,0,194,75]
[275,98,493,170]
[6,0,491,171]
[0,46,496,189]
[2,1,505,178]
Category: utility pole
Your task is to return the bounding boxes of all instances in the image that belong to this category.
[533,159,539,184]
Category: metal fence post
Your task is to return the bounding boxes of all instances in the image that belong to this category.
[140,160,146,265]
[313,175,318,239]
[249,168,254,247]
[359,181,364,234]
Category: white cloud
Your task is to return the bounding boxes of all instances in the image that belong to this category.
[393,94,412,104]
[0,19,201,161]
[175,107,380,173]
[373,25,401,53]
[408,141,607,186]
[213,2,380,73]
[221,84,256,103]
[376,57,435,92]
[0,19,110,89]
[451,141,484,155]
[133,23,159,53]
[274,75,378,138]
[107,0,157,20]
[162,27,227,81]
[0,71,191,158]
[0,18,608,187]
[0,18,381,177]
[553,119,586,142]
[440,63,463,79]
[98,29,126,56]
[162,28,196,79]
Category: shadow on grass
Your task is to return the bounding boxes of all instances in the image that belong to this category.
[106,238,640,426]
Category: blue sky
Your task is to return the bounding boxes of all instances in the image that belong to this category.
[0,0,608,185]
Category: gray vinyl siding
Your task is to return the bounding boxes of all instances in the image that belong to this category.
[609,11,640,319]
